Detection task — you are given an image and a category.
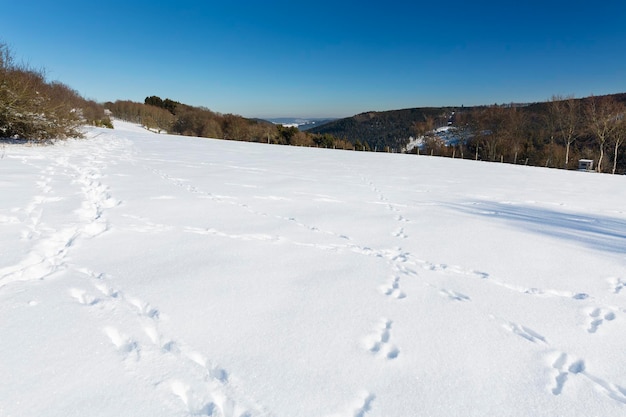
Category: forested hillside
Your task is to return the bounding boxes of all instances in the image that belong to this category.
[309,107,456,151]
[106,96,355,150]
[310,94,626,173]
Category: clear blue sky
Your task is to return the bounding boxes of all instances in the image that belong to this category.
[3,1,625,118]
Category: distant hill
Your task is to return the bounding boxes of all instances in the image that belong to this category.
[308,93,626,152]
[264,118,337,131]
[308,107,458,151]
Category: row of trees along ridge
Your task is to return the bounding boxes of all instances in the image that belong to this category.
[309,94,626,174]
[2,39,624,173]
[453,94,626,174]
[106,96,354,149]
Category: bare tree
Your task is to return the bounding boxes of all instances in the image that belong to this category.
[549,95,580,169]
[611,110,626,174]
[474,106,507,162]
[585,96,622,172]
[501,106,527,164]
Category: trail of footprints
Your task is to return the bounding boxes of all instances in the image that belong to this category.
[1,155,117,288]
[150,166,357,246]
[365,319,400,360]
[8,151,623,414]
[380,276,406,299]
[63,170,624,412]
[69,268,258,417]
[364,178,626,408]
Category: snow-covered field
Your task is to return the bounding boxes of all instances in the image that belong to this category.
[1,120,625,417]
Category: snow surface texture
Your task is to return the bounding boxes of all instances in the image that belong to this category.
[1,120,626,417]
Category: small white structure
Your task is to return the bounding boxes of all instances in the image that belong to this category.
[578,159,594,171]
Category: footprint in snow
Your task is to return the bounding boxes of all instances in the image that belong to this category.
[69,288,100,306]
[327,391,375,417]
[103,326,139,359]
[609,277,626,294]
[380,276,406,299]
[550,352,585,395]
[502,321,547,344]
[548,351,626,404]
[393,227,408,239]
[439,289,471,302]
[170,380,215,416]
[586,307,616,334]
[365,319,400,360]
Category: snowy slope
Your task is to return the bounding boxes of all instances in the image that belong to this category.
[1,120,625,417]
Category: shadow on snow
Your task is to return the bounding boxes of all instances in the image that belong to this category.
[449,201,626,255]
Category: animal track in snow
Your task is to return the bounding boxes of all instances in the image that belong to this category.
[93,281,119,298]
[0,225,79,287]
[415,258,591,302]
[329,391,376,417]
[586,307,616,334]
[103,326,139,358]
[353,393,376,417]
[501,320,547,344]
[380,276,406,299]
[417,260,489,280]
[609,277,626,294]
[127,296,160,319]
[170,379,253,417]
[73,267,259,415]
[365,319,400,360]
[548,352,626,404]
[393,227,408,239]
[170,380,216,416]
[69,288,100,306]
[0,157,117,288]
[386,203,399,212]
[439,289,471,302]
[184,226,280,243]
[550,352,583,395]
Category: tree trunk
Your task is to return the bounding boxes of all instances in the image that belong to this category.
[613,140,621,174]
[597,144,604,172]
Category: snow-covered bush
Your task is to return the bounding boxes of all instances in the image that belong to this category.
[0,43,107,141]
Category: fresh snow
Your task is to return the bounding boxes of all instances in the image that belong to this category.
[1,120,625,417]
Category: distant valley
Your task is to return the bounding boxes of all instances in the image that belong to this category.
[264,118,337,131]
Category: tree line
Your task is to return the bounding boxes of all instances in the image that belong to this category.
[2,39,624,172]
[310,107,455,152]
[0,43,111,142]
[419,94,626,174]
[106,96,354,149]
[313,94,626,174]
